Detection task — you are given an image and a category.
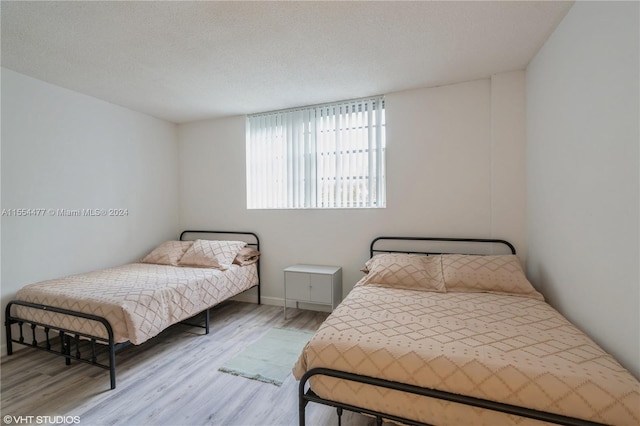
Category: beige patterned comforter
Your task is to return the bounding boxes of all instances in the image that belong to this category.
[293,282,640,425]
[13,263,258,345]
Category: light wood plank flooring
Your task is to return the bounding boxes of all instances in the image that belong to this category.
[1,302,382,426]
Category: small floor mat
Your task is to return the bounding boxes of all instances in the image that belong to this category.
[218,327,314,386]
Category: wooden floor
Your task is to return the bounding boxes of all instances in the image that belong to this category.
[1,302,383,426]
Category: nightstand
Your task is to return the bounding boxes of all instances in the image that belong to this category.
[283,264,342,319]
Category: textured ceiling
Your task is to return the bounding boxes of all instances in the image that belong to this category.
[1,1,573,124]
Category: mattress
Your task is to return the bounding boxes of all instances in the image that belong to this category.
[13,262,258,345]
[293,281,640,425]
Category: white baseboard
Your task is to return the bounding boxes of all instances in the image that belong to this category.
[231,294,332,313]
[230,293,284,306]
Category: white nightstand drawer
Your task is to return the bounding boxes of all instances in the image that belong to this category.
[309,274,332,304]
[284,264,342,318]
[285,272,312,301]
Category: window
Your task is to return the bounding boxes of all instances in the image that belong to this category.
[246,96,385,209]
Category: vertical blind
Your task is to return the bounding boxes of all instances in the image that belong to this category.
[246,96,385,209]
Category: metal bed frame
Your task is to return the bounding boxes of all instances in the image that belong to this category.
[4,230,260,390]
[298,236,605,426]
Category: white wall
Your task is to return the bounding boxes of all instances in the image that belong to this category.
[178,74,528,307]
[491,71,528,264]
[1,68,180,352]
[526,2,639,377]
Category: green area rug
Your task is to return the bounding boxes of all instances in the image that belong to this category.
[218,327,314,386]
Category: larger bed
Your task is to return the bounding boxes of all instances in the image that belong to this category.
[294,237,639,426]
[5,230,260,390]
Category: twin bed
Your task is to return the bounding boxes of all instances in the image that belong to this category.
[5,234,639,425]
[294,237,640,426]
[4,230,260,390]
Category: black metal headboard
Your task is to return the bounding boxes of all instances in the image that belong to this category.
[179,230,261,304]
[179,230,260,251]
[370,236,515,258]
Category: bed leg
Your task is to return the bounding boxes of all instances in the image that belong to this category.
[109,341,116,390]
[337,407,343,426]
[64,334,71,366]
[5,321,13,355]
[205,309,210,334]
[5,302,15,355]
[5,303,13,355]
[376,416,383,426]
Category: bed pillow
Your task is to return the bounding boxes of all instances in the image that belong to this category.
[233,247,261,266]
[178,239,247,270]
[359,253,446,292]
[141,240,194,266]
[441,254,544,300]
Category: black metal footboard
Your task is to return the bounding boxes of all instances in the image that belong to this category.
[298,368,607,426]
[5,301,212,390]
[5,300,122,389]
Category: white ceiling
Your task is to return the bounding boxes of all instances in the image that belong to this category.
[1,1,573,124]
